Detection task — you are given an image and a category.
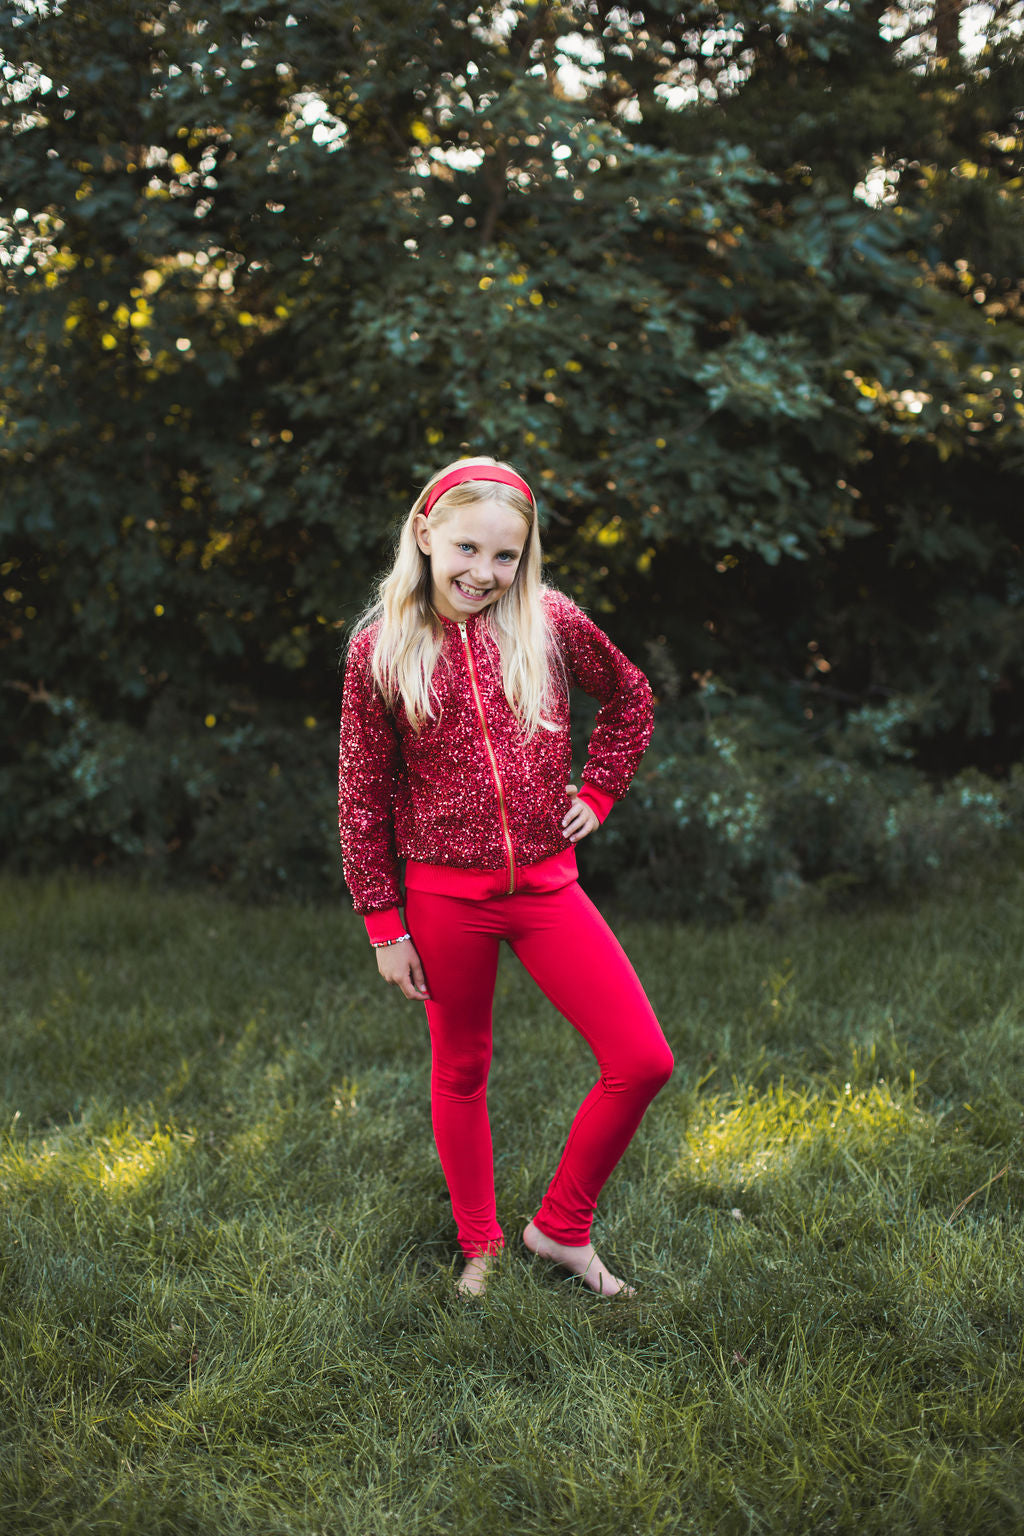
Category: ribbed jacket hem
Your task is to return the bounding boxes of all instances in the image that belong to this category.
[404,844,579,901]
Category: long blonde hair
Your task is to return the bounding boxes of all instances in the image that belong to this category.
[349,456,566,736]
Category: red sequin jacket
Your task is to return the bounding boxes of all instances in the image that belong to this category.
[338,588,654,943]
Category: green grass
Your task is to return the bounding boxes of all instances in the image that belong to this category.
[2,867,1023,1536]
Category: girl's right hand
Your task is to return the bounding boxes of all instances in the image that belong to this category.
[376,938,431,1001]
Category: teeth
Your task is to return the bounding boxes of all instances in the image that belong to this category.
[457,581,487,596]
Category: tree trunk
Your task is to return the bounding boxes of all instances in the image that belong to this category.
[934,0,962,63]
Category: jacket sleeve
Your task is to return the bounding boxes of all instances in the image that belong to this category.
[548,591,654,819]
[337,629,407,938]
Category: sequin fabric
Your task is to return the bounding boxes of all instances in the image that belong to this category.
[337,588,654,916]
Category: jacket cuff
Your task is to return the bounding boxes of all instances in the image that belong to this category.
[363,907,408,945]
[578,783,616,824]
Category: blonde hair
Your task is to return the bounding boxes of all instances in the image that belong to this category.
[349,456,566,736]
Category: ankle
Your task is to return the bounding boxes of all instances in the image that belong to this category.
[456,1251,496,1298]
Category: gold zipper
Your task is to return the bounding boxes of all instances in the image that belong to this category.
[459,621,516,895]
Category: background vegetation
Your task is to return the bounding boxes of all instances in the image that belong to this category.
[3,868,1024,1534]
[1,0,1023,913]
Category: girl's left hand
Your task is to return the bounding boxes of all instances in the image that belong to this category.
[562,783,600,844]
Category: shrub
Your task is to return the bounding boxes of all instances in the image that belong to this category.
[3,682,1020,919]
[0,689,339,898]
[581,689,1024,921]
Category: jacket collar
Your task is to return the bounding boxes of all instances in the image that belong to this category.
[429,605,484,631]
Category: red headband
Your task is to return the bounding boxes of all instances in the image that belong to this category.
[422,464,535,518]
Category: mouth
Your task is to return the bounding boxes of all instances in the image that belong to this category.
[454,580,491,601]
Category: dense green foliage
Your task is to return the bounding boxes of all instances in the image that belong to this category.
[1,1,1022,904]
[3,871,1024,1533]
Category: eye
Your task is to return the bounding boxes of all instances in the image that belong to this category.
[457,542,519,561]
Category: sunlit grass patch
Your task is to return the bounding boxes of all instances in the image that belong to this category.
[683,1076,921,1191]
[4,1116,189,1205]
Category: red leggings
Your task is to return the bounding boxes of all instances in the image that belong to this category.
[404,881,674,1258]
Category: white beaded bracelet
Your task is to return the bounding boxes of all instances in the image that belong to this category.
[370,932,411,948]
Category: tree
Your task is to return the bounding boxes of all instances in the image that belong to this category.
[1,0,1022,898]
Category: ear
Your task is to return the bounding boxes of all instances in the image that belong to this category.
[412,512,431,556]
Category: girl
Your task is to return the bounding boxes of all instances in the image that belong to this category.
[338,456,673,1298]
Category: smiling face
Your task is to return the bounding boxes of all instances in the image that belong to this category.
[414,497,529,622]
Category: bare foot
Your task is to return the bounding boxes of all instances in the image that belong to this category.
[456,1253,495,1298]
[522,1220,636,1297]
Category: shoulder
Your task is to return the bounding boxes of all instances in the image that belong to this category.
[345,618,381,664]
[540,584,585,629]
[541,585,600,643]
[342,621,384,694]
